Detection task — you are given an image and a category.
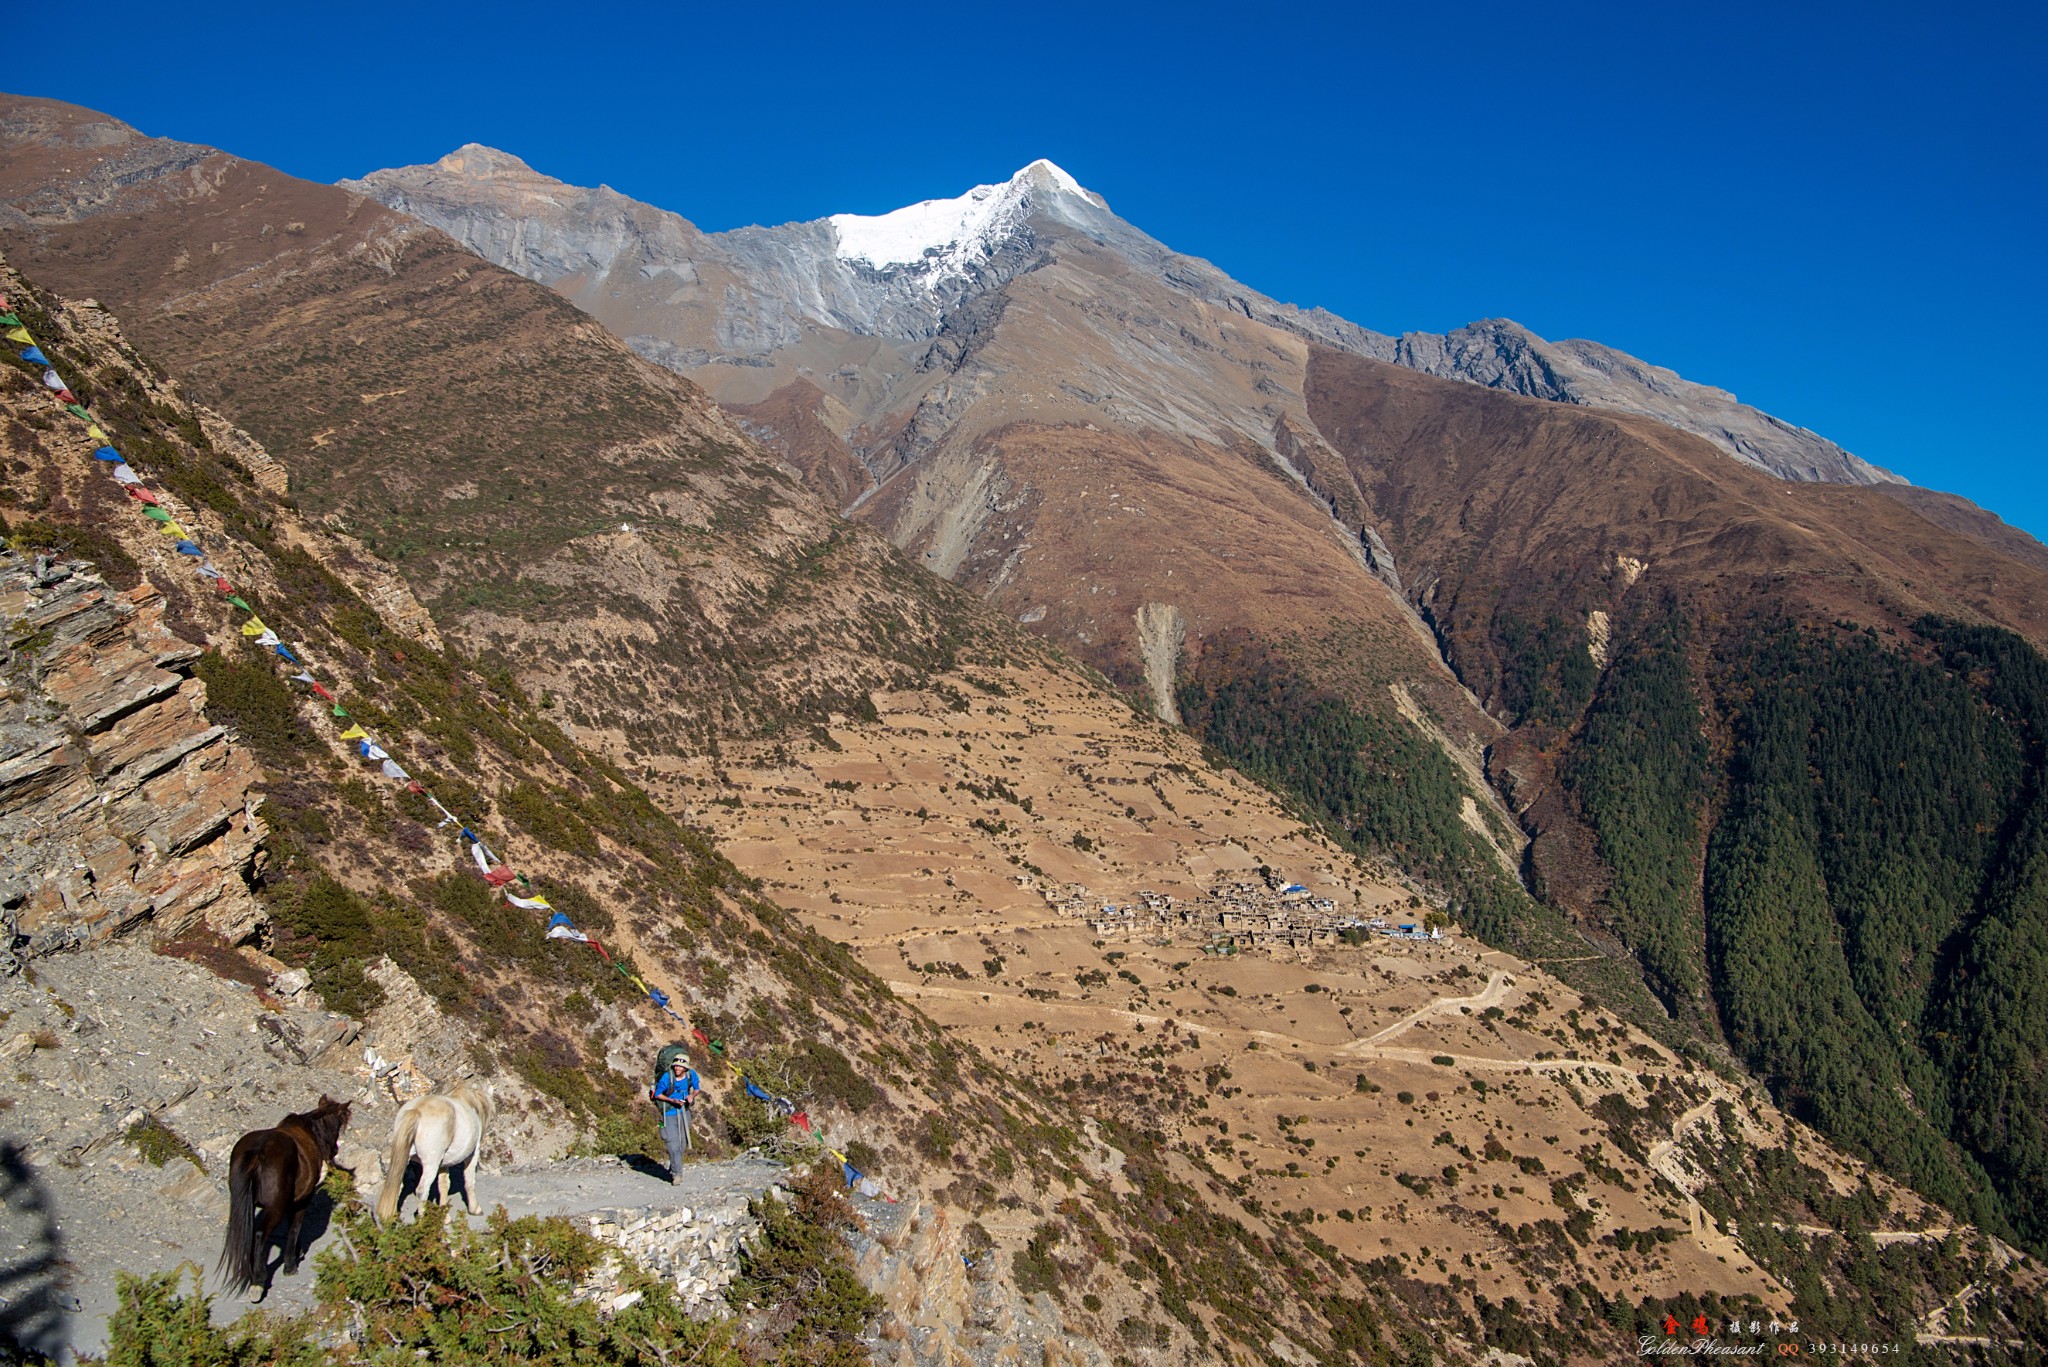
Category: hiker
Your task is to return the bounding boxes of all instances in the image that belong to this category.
[650,1055,701,1181]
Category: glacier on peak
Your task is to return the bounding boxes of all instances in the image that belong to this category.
[827,159,1090,279]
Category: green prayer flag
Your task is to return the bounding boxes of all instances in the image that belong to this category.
[332,704,348,718]
[0,313,19,327]
[710,1039,726,1055]
[227,596,252,612]
[142,506,173,523]
[65,404,91,420]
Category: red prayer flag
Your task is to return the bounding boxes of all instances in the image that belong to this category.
[789,1111,811,1132]
[407,780,424,794]
[310,683,334,701]
[126,487,160,504]
[692,1028,711,1047]
[56,389,76,404]
[482,866,516,887]
[214,578,233,592]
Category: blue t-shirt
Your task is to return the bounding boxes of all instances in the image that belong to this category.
[655,1070,700,1108]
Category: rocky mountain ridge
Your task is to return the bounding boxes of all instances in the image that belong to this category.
[347,148,1898,489]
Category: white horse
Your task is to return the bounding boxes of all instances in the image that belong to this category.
[375,1079,494,1224]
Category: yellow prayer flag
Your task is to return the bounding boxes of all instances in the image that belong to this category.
[4,327,30,344]
[338,725,368,741]
[239,617,267,638]
[86,425,109,441]
[158,521,187,538]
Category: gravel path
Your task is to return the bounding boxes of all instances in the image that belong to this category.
[0,945,782,1361]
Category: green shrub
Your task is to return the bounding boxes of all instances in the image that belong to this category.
[724,1096,788,1151]
[730,1165,879,1365]
[1013,1221,1064,1297]
[124,1117,203,1172]
[194,649,311,761]
[82,1195,742,1367]
[85,1263,322,1366]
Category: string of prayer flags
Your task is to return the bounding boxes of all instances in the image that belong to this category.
[10,349,748,1179]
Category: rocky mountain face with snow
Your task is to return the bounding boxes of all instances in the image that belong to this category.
[347,151,1897,490]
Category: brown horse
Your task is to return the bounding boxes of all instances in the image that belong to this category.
[217,1094,351,1303]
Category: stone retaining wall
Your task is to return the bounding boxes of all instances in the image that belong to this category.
[579,1192,766,1316]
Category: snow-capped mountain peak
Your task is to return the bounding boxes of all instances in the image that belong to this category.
[827,160,1093,281]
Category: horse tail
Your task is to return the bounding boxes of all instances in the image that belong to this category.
[376,1105,420,1225]
[218,1146,260,1294]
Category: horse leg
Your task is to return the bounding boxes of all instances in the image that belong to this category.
[282,1201,309,1276]
[462,1145,483,1215]
[417,1131,451,1209]
[249,1202,282,1303]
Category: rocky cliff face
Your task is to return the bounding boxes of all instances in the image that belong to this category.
[1,552,266,958]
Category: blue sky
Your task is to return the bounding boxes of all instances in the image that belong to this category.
[19,1,2047,540]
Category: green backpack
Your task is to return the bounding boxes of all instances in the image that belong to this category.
[654,1042,692,1082]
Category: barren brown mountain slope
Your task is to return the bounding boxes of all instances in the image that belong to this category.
[670,679,2047,1356]
[0,93,1001,758]
[1301,347,2048,680]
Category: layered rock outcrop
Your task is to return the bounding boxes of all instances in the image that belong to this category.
[0,552,266,957]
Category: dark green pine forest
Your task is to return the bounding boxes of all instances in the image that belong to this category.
[1180,609,2048,1257]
